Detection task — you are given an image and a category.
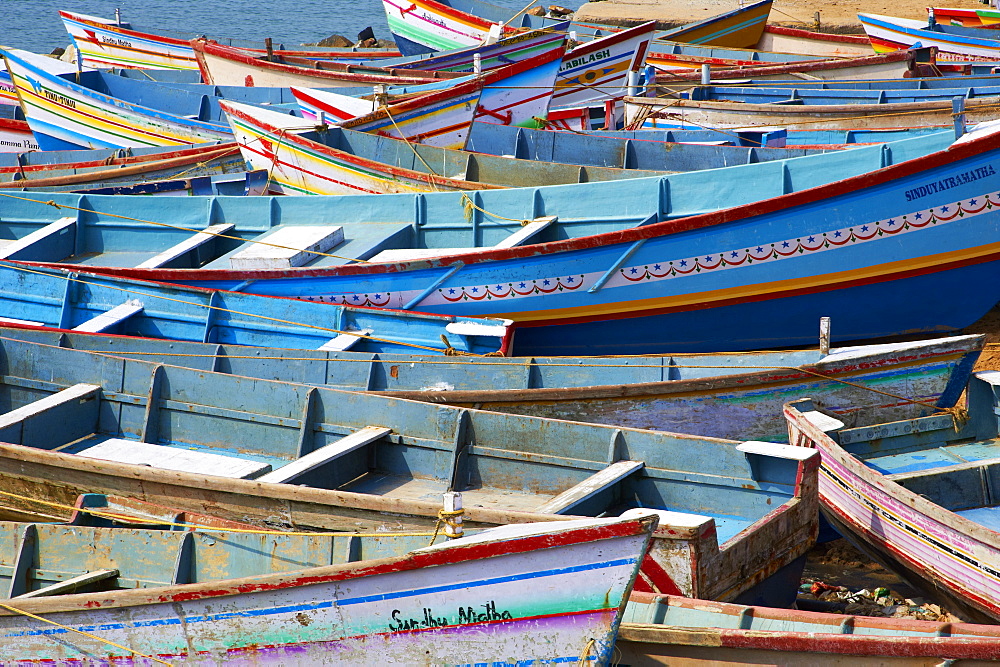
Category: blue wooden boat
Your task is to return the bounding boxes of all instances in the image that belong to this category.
[861,12,1000,62]
[0,262,510,356]
[0,323,981,443]
[0,511,655,663]
[618,592,1000,662]
[784,371,1000,623]
[0,48,462,151]
[10,124,1000,355]
[0,141,261,194]
[462,121,832,171]
[625,83,1000,131]
[583,125,951,147]
[223,102,669,194]
[0,335,820,604]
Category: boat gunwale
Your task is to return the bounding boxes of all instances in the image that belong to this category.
[54,123,995,283]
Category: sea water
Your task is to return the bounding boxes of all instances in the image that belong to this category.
[3,0,557,54]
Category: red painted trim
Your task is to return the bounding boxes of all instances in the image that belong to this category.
[0,142,240,177]
[763,24,872,45]
[652,50,913,82]
[47,113,1000,286]
[630,593,1000,658]
[59,10,191,48]
[192,39,458,86]
[221,101,496,189]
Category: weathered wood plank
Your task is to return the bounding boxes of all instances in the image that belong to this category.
[229,226,344,269]
[535,460,645,514]
[136,223,236,269]
[0,216,75,261]
[493,216,556,249]
[0,384,101,431]
[14,569,119,598]
[318,328,374,352]
[257,426,391,484]
[77,438,272,479]
[72,300,144,333]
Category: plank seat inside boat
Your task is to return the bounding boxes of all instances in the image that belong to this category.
[74,438,273,479]
[200,222,415,269]
[0,343,809,553]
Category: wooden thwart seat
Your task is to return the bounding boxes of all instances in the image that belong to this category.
[77,438,272,479]
[369,216,557,263]
[0,383,101,446]
[535,460,645,514]
[229,226,345,269]
[72,299,144,333]
[0,216,76,262]
[13,569,119,599]
[135,223,235,269]
[319,328,374,352]
[257,426,391,484]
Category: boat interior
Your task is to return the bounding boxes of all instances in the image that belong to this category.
[0,127,958,271]
[835,371,1000,531]
[0,338,805,545]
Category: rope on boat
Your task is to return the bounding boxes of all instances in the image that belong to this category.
[0,601,172,665]
[0,191,372,264]
[0,261,479,356]
[0,489,444,539]
[429,508,466,545]
[382,105,442,191]
[132,144,244,183]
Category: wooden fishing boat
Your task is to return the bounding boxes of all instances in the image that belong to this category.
[0,514,655,663]
[59,9,400,71]
[583,123,952,146]
[651,49,936,87]
[0,336,820,604]
[931,6,994,28]
[754,24,874,57]
[860,13,1000,62]
[381,0,770,55]
[0,142,249,192]
[0,48,472,152]
[462,120,833,169]
[193,26,569,87]
[3,48,235,150]
[9,169,266,196]
[221,101,669,195]
[4,323,979,443]
[23,123,1000,356]
[784,370,1000,623]
[0,262,510,356]
[617,592,1000,663]
[190,39,464,89]
[302,21,656,113]
[291,41,567,144]
[0,109,37,154]
[623,88,1000,131]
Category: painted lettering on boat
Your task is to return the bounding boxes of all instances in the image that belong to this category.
[560,49,610,72]
[99,36,133,48]
[42,89,76,109]
[904,164,996,201]
[388,600,513,631]
[457,600,514,623]
[389,607,449,631]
